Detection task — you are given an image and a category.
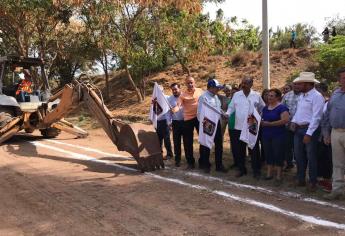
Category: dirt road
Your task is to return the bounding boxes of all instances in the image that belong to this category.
[1,129,345,236]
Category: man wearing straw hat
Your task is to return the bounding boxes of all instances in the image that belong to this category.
[291,72,324,191]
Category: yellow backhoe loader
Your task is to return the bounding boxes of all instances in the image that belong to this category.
[0,56,163,171]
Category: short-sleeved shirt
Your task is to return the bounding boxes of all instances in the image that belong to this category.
[262,104,289,139]
[178,88,203,121]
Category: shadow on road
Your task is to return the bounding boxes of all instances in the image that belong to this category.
[3,133,140,177]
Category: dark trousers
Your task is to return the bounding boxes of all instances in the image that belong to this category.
[294,127,319,184]
[183,117,199,165]
[259,130,265,163]
[172,120,184,164]
[290,39,296,48]
[317,141,333,179]
[229,129,238,166]
[285,129,295,166]
[156,119,173,157]
[232,129,261,175]
[262,135,286,167]
[16,91,29,102]
[199,121,223,169]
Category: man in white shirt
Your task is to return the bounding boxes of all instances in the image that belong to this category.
[291,72,325,191]
[226,77,266,178]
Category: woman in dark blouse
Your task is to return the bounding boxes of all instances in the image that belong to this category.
[261,89,290,184]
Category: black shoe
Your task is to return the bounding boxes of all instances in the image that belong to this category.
[216,166,228,173]
[175,162,180,167]
[264,176,273,181]
[204,167,211,174]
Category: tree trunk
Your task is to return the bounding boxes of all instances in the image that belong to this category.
[171,47,190,75]
[103,51,110,101]
[125,64,143,103]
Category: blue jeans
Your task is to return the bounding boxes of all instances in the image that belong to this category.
[294,127,320,184]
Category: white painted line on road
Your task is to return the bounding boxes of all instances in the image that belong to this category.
[30,141,345,230]
[50,140,345,212]
[183,171,345,212]
[32,141,135,172]
[45,140,131,160]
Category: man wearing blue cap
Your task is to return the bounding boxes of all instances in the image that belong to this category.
[197,76,227,173]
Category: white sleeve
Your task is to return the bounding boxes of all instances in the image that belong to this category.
[197,95,204,121]
[306,95,325,136]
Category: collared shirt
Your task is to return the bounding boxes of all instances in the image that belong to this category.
[217,94,231,112]
[282,90,300,119]
[197,90,221,121]
[292,88,325,136]
[321,88,345,137]
[178,88,203,121]
[226,90,266,131]
[167,95,184,121]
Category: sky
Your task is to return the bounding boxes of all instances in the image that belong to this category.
[204,0,345,34]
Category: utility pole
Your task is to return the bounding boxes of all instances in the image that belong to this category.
[262,0,270,89]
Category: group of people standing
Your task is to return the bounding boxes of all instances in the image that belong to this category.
[153,67,345,200]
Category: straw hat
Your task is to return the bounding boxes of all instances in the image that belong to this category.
[293,72,320,83]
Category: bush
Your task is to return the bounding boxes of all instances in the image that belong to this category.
[315,36,345,82]
[228,50,254,67]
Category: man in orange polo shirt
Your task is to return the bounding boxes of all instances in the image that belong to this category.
[173,76,203,169]
[16,69,33,102]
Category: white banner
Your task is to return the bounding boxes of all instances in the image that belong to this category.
[198,102,221,149]
[240,107,261,149]
[149,82,170,129]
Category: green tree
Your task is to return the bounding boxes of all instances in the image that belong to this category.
[270,23,317,50]
[325,16,345,36]
[316,36,345,82]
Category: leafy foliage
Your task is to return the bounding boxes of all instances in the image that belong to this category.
[325,16,345,36]
[315,36,345,82]
[270,23,317,50]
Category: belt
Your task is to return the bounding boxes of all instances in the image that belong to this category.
[334,128,345,132]
[296,124,309,129]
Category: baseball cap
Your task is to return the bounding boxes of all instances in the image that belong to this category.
[207,79,224,89]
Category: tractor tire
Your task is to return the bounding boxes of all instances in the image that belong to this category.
[0,107,15,130]
[40,127,61,138]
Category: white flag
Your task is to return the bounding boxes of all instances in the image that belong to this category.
[149,82,170,129]
[198,103,221,149]
[240,106,261,149]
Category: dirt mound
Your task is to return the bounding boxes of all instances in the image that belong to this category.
[68,48,316,125]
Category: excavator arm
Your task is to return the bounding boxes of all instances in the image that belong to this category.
[42,79,164,172]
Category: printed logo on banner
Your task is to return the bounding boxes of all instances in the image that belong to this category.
[247,114,258,135]
[152,98,163,115]
[203,117,216,136]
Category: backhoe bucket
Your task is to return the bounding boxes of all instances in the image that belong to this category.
[113,122,164,172]
[46,79,164,172]
[0,117,21,144]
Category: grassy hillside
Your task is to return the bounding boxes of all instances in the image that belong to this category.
[68,48,315,127]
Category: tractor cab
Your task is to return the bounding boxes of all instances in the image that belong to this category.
[0,56,51,112]
[0,56,50,101]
